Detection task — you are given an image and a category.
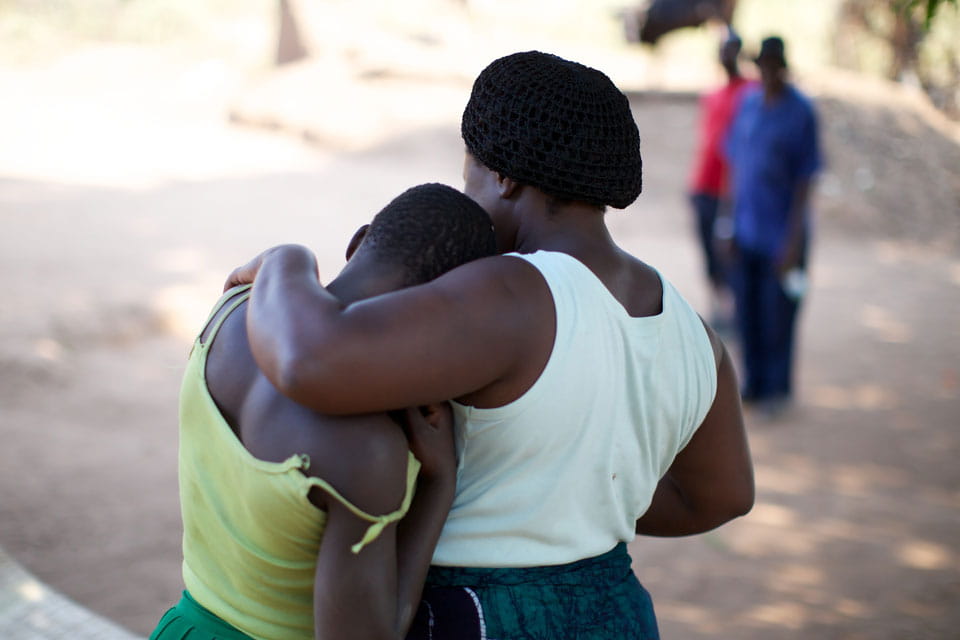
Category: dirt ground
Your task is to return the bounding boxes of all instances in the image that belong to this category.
[1,22,959,640]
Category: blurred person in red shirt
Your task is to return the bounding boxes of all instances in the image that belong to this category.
[688,30,754,331]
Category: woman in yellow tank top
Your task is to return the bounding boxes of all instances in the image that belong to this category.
[149,184,496,640]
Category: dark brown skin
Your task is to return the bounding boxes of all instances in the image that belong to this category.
[204,234,456,640]
[227,152,754,538]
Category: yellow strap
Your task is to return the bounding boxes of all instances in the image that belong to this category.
[201,285,252,345]
[199,285,421,553]
[303,453,421,553]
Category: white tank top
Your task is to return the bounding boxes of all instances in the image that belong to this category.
[432,251,717,567]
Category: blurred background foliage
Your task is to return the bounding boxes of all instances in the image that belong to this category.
[628,0,959,117]
[835,0,959,116]
[0,0,275,67]
[0,0,957,117]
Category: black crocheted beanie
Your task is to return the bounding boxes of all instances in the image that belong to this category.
[461,51,643,209]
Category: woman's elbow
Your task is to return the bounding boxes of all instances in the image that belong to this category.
[719,473,755,523]
[270,349,337,411]
[698,472,754,531]
[729,484,755,520]
[699,494,752,534]
[272,352,307,398]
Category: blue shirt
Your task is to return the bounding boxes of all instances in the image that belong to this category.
[725,84,822,256]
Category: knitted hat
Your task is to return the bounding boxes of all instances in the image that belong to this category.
[461,51,643,209]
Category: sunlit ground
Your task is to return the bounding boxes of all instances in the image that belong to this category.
[1,1,958,638]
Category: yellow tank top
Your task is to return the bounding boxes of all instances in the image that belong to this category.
[178,286,420,640]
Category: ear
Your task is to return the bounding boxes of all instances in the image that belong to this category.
[497,173,521,199]
[345,224,370,261]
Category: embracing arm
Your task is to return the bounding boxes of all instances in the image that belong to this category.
[234,244,543,414]
[635,330,754,536]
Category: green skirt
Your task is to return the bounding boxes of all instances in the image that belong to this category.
[150,590,254,640]
[407,542,660,640]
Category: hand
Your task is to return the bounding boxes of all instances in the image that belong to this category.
[223,251,269,292]
[398,403,456,483]
[776,239,802,279]
[712,214,736,268]
[223,244,315,292]
[714,236,737,268]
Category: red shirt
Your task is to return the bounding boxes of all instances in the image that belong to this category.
[689,76,753,197]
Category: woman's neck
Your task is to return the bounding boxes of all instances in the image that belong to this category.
[512,198,618,261]
[326,254,407,305]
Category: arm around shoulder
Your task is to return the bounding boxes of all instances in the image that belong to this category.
[247,251,546,414]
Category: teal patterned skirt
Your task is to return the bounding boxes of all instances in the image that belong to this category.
[407,542,660,640]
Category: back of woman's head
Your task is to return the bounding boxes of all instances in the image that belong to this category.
[362,183,497,286]
[461,51,643,210]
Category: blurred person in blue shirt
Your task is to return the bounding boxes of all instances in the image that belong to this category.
[724,35,822,417]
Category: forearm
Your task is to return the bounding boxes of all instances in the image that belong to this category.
[634,474,726,537]
[780,179,813,269]
[393,476,455,634]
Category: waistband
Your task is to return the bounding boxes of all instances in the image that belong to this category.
[426,542,633,587]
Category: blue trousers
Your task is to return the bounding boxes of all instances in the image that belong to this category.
[689,192,729,288]
[730,245,802,400]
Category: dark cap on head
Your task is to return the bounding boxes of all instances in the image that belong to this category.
[461,51,643,209]
[755,36,787,67]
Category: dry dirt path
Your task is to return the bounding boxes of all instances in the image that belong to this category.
[1,44,958,639]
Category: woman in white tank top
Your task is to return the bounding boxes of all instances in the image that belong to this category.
[229,51,754,640]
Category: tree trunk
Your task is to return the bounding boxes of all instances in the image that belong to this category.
[276,0,309,66]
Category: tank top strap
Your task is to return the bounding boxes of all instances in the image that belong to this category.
[304,453,421,554]
[198,285,252,345]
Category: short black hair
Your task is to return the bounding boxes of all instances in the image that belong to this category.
[361,183,497,287]
[461,51,643,209]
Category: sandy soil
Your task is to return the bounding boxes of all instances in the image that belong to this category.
[1,26,959,640]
